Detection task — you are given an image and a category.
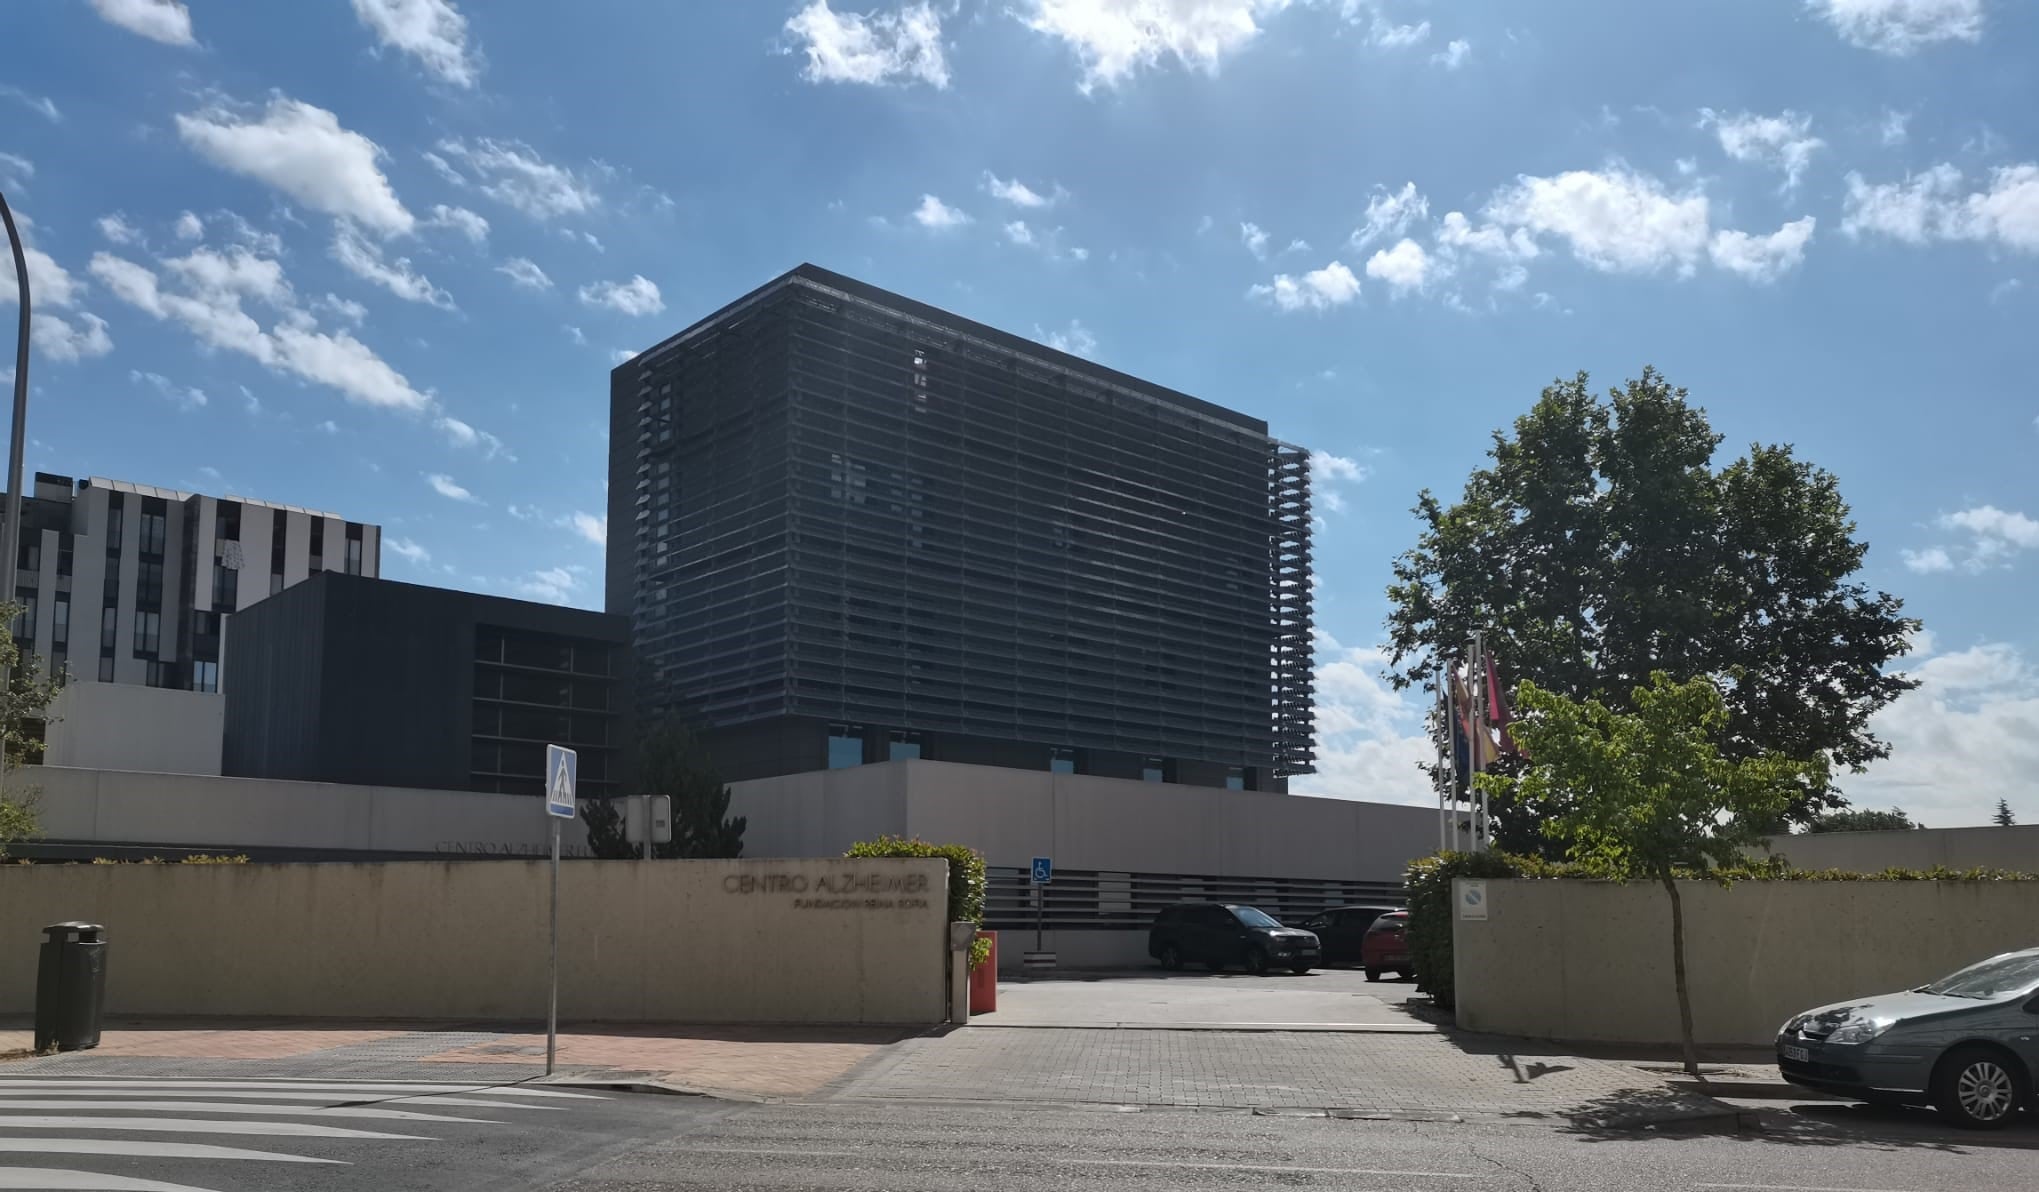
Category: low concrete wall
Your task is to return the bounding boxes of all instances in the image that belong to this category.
[1,858,948,1024]
[1763,825,2039,873]
[1453,879,2039,1046]
[45,686,224,776]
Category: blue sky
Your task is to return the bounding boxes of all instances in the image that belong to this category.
[2,0,2035,824]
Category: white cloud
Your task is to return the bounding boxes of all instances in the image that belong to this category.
[1434,210,1541,263]
[982,172,1061,208]
[1309,450,1369,515]
[1700,109,1824,190]
[130,369,207,411]
[177,97,414,235]
[32,313,114,363]
[497,257,552,291]
[564,324,586,345]
[174,211,204,241]
[1364,237,1439,294]
[1351,182,1428,249]
[0,241,83,311]
[1035,319,1098,357]
[1902,546,1954,573]
[435,138,598,221]
[785,1,949,88]
[331,221,455,309]
[386,536,431,565]
[1288,631,1434,808]
[513,566,582,604]
[1240,221,1269,259]
[578,275,664,316]
[1842,163,2039,253]
[427,203,489,244]
[1881,109,1912,146]
[1019,0,1294,91]
[568,512,606,546]
[97,213,141,245]
[0,152,30,191]
[1369,18,1429,48]
[317,292,369,325]
[1807,0,1983,56]
[426,472,480,503]
[1249,260,1361,312]
[433,415,512,460]
[1004,220,1036,246]
[1485,166,1711,276]
[350,0,480,88]
[315,419,339,434]
[1841,638,2039,827]
[1431,37,1470,68]
[912,194,971,229]
[1708,216,1817,282]
[0,85,60,123]
[91,248,435,412]
[612,348,641,365]
[88,0,195,46]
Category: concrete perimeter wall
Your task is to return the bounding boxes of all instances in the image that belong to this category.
[1762,825,2039,873]
[1,858,948,1025]
[1453,879,2039,1046]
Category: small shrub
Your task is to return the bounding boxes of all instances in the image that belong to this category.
[846,836,990,969]
[1405,850,1532,1009]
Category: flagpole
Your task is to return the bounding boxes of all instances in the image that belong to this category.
[1470,631,1487,852]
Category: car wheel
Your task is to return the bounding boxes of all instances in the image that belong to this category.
[1933,1046,2029,1129]
[1159,944,1182,971]
[1290,963,1312,975]
[1245,948,1270,976]
[1365,966,1381,982]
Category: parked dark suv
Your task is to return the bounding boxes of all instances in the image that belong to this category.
[1298,904,1402,967]
[1148,903,1321,974]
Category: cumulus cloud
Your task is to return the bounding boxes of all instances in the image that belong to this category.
[1365,238,1440,294]
[578,275,664,316]
[784,1,949,88]
[331,221,455,309]
[1018,0,1294,91]
[0,85,61,123]
[1431,38,1470,68]
[177,97,415,235]
[911,193,971,229]
[350,0,481,87]
[1807,0,1983,56]
[568,512,606,546]
[433,414,512,460]
[426,472,480,503]
[33,313,114,363]
[427,204,489,244]
[1902,546,1954,574]
[88,0,195,45]
[1351,182,1428,249]
[173,211,204,240]
[1434,210,1540,264]
[513,566,582,604]
[91,247,434,411]
[1240,221,1270,259]
[1035,319,1098,358]
[0,222,115,363]
[97,214,141,245]
[1841,163,2039,253]
[130,369,208,411]
[1903,505,2039,574]
[1840,636,2039,827]
[1249,261,1361,312]
[1369,18,1429,48]
[1287,630,1434,807]
[1484,166,1711,276]
[434,138,599,221]
[982,172,1062,208]
[386,536,431,565]
[1309,450,1369,514]
[497,257,552,290]
[1700,109,1824,190]
[1708,216,1817,282]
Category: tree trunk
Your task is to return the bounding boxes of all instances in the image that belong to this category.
[1660,872,1704,1081]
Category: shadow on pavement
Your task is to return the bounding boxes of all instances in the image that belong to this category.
[1556,1086,2039,1151]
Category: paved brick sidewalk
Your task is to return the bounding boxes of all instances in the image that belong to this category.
[824,1026,1732,1124]
[0,1019,912,1100]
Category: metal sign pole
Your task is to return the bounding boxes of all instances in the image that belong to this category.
[547,814,559,1075]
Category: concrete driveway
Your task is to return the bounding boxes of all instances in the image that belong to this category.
[978,966,1435,1031]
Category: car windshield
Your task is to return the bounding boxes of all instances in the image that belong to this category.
[1921,953,2039,999]
[1231,907,1282,929]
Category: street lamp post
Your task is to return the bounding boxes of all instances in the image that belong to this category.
[0,188,28,629]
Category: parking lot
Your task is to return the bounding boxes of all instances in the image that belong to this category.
[984,964,1434,1030]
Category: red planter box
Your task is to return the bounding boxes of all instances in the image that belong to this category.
[969,930,997,1014]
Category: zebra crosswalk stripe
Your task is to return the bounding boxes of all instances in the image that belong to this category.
[0,1138,341,1163]
[0,1089,565,1110]
[0,1115,425,1140]
[0,1170,235,1191]
[0,1099,497,1123]
[0,1079,601,1099]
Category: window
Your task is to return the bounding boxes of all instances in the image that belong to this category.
[139,511,166,557]
[309,519,324,570]
[190,660,218,693]
[213,563,236,611]
[10,593,34,640]
[100,605,116,651]
[51,595,67,646]
[345,523,363,575]
[270,572,284,596]
[105,497,124,546]
[133,610,160,655]
[17,537,39,574]
[1225,767,1246,791]
[827,724,863,769]
[887,731,923,762]
[215,501,241,542]
[137,562,164,607]
[56,537,72,578]
[1049,748,1076,775]
[1142,757,1165,783]
[97,655,113,682]
[145,660,174,688]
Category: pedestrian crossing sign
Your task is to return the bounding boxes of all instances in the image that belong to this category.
[545,744,577,819]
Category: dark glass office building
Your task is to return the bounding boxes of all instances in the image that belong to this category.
[606,265,1314,790]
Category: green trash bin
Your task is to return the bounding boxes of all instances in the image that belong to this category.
[34,922,108,1052]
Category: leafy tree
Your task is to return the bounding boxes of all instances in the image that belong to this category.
[581,718,746,859]
[1805,807,1919,833]
[1388,369,1918,851]
[0,603,63,859]
[1993,799,2017,828]
[1480,673,1824,1079]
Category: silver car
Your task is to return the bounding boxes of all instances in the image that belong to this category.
[1777,947,2039,1128]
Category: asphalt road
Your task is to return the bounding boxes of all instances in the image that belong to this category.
[7,1074,2037,1191]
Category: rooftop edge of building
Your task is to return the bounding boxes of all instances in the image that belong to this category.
[614,262,1270,437]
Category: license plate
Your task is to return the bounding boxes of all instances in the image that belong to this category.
[1782,1045,1809,1063]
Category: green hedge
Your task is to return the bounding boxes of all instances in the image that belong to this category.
[1407,850,2039,1008]
[846,836,990,969]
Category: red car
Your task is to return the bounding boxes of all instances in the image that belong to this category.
[1362,910,1413,982]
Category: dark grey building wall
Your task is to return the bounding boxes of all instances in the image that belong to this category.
[218,575,328,783]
